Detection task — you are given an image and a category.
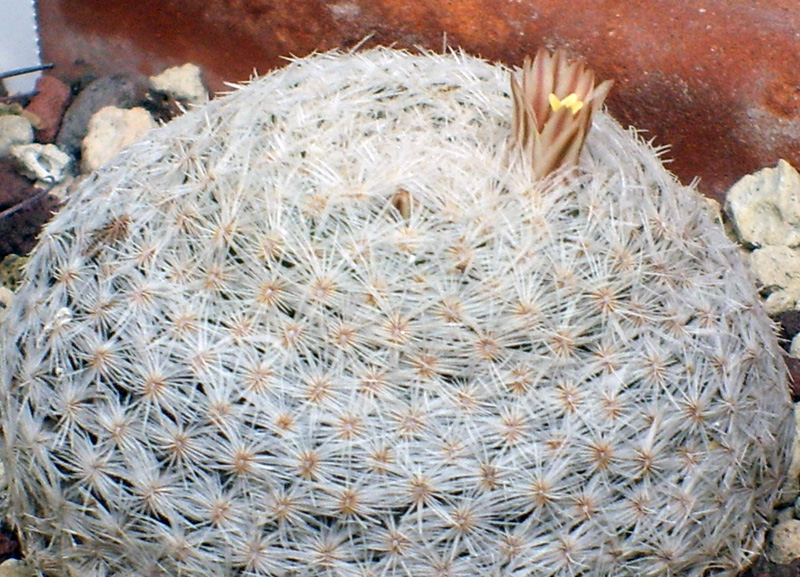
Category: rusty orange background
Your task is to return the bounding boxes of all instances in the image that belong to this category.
[37,0,800,202]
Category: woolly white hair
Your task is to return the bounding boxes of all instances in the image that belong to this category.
[0,47,793,577]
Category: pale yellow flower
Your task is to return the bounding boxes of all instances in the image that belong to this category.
[510,48,613,179]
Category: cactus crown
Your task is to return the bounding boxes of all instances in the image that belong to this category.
[0,48,793,577]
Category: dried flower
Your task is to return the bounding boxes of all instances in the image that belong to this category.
[510,48,614,179]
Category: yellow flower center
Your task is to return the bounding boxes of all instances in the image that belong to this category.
[548,92,584,114]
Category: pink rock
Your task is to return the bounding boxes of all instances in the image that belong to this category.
[25,75,71,144]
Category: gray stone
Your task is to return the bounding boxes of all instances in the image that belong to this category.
[150,63,208,105]
[9,143,72,184]
[725,159,800,247]
[81,106,156,173]
[56,75,144,157]
[0,115,34,157]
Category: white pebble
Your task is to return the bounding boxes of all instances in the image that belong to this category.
[9,143,72,184]
[149,63,208,104]
[725,159,800,247]
[750,246,800,314]
[81,106,156,173]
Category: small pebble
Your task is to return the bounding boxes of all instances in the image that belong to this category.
[81,106,156,172]
[769,519,800,564]
[56,74,143,156]
[24,75,72,144]
[0,116,33,158]
[725,159,800,248]
[9,143,72,184]
[150,63,208,104]
[0,255,28,291]
[750,246,800,315]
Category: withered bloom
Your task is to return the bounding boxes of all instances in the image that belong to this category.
[510,48,613,179]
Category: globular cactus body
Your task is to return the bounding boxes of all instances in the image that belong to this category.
[0,48,794,577]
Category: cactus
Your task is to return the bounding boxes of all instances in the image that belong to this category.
[0,47,794,577]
